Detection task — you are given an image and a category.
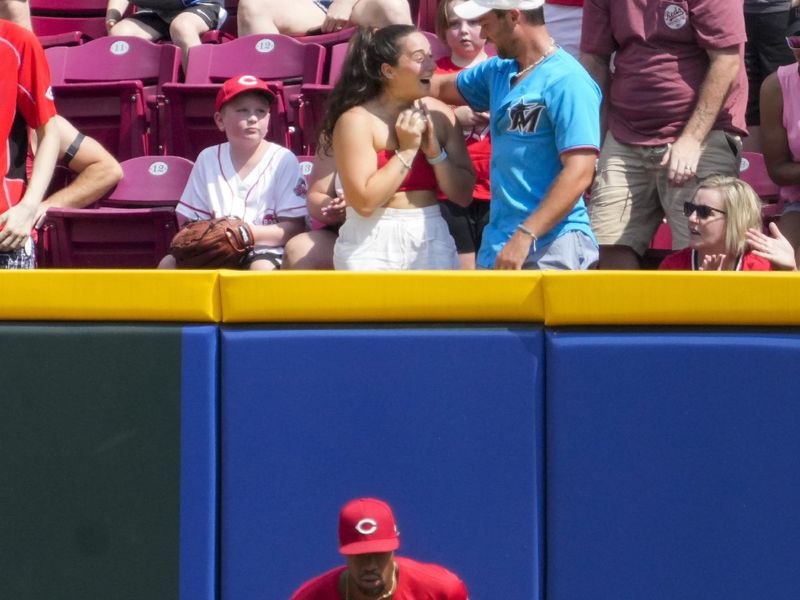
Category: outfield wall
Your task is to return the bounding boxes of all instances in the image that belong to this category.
[1,271,799,600]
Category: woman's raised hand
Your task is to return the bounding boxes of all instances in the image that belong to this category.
[746,222,798,271]
[416,100,442,159]
[395,106,427,153]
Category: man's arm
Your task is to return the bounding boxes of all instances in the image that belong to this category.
[430,71,466,106]
[759,72,800,186]
[0,116,59,251]
[105,0,129,31]
[0,0,32,30]
[579,52,611,137]
[35,118,123,222]
[494,149,597,269]
[662,46,740,186]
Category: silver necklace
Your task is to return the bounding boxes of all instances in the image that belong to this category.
[514,38,557,81]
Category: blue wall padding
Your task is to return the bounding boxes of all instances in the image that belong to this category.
[220,327,544,600]
[546,330,800,600]
[179,326,219,600]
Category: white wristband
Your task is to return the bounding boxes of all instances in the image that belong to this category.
[516,223,538,253]
[426,149,448,165]
[396,152,413,170]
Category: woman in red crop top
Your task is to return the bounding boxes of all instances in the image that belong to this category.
[318,24,475,270]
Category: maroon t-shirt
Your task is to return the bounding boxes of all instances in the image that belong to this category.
[581,0,747,145]
[290,557,469,600]
[547,0,583,6]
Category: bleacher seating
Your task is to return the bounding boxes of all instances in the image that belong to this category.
[31,0,108,47]
[101,156,194,209]
[37,207,178,268]
[160,34,326,158]
[46,36,181,160]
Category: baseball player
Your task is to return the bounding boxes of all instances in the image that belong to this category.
[290,498,469,600]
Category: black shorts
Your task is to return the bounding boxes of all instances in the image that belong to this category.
[744,9,794,126]
[438,199,490,254]
[128,2,225,37]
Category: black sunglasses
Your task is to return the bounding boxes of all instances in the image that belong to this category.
[683,201,726,219]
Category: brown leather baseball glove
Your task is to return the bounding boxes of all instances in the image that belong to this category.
[169,217,255,269]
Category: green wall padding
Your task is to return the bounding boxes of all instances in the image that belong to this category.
[0,325,182,600]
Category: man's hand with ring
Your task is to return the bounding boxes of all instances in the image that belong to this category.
[661,133,703,187]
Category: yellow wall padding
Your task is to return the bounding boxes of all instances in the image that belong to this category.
[2,270,799,325]
[543,271,800,326]
[218,271,545,323]
[0,270,221,322]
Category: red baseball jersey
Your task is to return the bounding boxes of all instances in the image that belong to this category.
[290,556,469,600]
[1,20,57,213]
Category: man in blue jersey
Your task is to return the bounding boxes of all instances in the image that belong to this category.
[431,0,600,269]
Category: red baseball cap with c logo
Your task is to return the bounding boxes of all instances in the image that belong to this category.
[338,498,400,555]
[215,75,276,112]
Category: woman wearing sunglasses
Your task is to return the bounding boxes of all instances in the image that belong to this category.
[759,24,800,268]
[659,175,796,270]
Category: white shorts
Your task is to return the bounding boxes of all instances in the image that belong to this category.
[333,205,459,270]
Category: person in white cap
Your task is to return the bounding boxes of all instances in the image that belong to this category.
[430,0,601,270]
[289,497,469,600]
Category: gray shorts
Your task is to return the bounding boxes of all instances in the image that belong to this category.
[522,230,598,270]
[478,230,598,270]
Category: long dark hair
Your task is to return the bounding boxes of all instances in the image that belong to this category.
[319,24,419,155]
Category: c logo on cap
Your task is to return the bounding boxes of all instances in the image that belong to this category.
[237,75,259,86]
[355,518,378,535]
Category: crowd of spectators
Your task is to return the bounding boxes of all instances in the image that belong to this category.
[2,0,800,271]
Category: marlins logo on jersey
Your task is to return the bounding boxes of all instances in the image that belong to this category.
[507,100,546,134]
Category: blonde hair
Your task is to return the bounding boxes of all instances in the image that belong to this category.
[695,175,762,257]
[435,0,459,42]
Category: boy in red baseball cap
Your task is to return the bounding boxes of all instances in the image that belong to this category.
[160,75,308,270]
[290,498,469,600]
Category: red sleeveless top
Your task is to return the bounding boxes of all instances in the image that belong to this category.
[376,149,438,192]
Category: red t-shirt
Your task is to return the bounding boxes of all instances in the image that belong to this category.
[435,57,492,202]
[659,247,771,271]
[290,556,469,600]
[1,20,57,213]
[581,0,747,145]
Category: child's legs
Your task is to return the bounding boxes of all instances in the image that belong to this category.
[350,0,412,28]
[169,12,211,52]
[283,229,337,270]
[110,14,165,41]
[158,254,177,269]
[245,250,283,271]
[237,0,325,36]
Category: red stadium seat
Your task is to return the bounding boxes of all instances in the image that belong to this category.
[101,156,195,209]
[31,0,119,47]
[38,207,178,268]
[46,37,181,160]
[160,34,326,158]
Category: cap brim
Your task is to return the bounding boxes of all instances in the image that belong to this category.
[339,537,400,556]
[453,0,492,20]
